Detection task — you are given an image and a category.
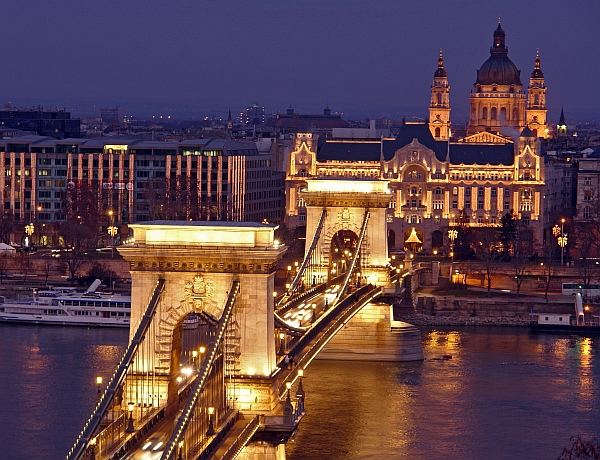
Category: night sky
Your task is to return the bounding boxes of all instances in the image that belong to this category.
[1,0,598,122]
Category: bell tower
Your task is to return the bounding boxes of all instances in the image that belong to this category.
[429,49,451,140]
[525,50,548,138]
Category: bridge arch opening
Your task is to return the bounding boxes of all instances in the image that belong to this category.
[329,229,360,284]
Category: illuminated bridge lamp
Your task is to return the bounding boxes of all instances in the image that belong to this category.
[177,440,184,460]
[278,332,285,356]
[206,407,216,436]
[96,376,103,396]
[285,382,292,400]
[126,402,135,433]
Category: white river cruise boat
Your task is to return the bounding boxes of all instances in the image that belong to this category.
[0,279,131,327]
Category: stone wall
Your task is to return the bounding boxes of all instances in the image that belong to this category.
[415,295,575,319]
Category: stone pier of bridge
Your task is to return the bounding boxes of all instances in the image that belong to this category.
[119,221,290,460]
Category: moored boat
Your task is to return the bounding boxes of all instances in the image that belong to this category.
[0,279,131,327]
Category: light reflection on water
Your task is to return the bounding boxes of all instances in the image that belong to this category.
[1,324,599,459]
[0,324,128,460]
[287,327,600,460]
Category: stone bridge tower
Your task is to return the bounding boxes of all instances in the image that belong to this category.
[300,179,392,286]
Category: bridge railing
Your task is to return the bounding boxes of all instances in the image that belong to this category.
[220,415,261,460]
[277,209,326,307]
[66,278,166,460]
[281,283,382,376]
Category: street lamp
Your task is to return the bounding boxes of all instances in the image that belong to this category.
[448,228,458,262]
[277,332,285,356]
[206,407,216,436]
[96,376,103,397]
[556,218,567,266]
[24,223,34,248]
[126,402,135,433]
[177,440,184,460]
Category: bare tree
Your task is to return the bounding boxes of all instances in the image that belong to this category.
[474,226,501,297]
[512,221,536,298]
[59,221,98,283]
[17,252,31,284]
[0,251,9,283]
[0,212,15,245]
[541,243,557,301]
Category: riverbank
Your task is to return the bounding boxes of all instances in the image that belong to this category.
[398,313,529,327]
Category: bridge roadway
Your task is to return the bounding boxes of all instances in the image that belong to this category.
[118,281,383,460]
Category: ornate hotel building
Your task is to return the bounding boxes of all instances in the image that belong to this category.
[285,23,555,252]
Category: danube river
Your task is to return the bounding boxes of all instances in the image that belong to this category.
[1,324,599,460]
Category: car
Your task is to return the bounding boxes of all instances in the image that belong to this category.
[0,273,13,279]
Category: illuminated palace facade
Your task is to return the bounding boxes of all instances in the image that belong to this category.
[285,23,551,252]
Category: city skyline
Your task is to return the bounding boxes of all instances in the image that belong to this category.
[0,1,598,122]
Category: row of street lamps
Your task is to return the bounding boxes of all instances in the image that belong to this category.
[446,219,568,266]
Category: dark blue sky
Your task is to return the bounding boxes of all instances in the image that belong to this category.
[1,0,598,123]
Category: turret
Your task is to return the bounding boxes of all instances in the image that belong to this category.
[525,49,548,138]
[429,49,451,141]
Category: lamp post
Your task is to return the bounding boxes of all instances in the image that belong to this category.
[277,332,285,356]
[206,407,216,436]
[177,440,184,460]
[24,223,34,249]
[96,376,103,398]
[448,228,458,263]
[108,210,117,259]
[126,402,135,433]
[555,219,567,266]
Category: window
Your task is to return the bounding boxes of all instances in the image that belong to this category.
[39,169,51,176]
[504,189,510,197]
[38,191,51,198]
[584,191,592,201]
[478,201,484,210]
[584,206,591,218]
[453,187,458,195]
[452,201,458,209]
[435,187,442,195]
[478,187,484,196]
[465,201,471,209]
[491,188,497,197]
[465,188,471,196]
[504,201,510,210]
[136,171,149,178]
[584,177,592,185]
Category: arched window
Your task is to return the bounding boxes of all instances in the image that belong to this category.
[437,93,442,105]
[491,107,497,120]
[534,94,539,105]
[513,107,519,121]
[435,127,441,138]
[500,107,507,121]
[482,107,488,120]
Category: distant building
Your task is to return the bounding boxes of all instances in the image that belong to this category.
[240,103,265,126]
[269,106,349,137]
[0,107,80,139]
[99,106,124,124]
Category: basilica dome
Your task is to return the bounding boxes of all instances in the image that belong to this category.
[475,23,522,87]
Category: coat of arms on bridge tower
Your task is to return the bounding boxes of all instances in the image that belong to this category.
[181,275,220,319]
[338,208,353,222]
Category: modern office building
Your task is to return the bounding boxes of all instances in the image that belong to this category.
[0,136,283,240]
[0,107,80,139]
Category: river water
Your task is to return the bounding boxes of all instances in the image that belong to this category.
[1,324,599,460]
